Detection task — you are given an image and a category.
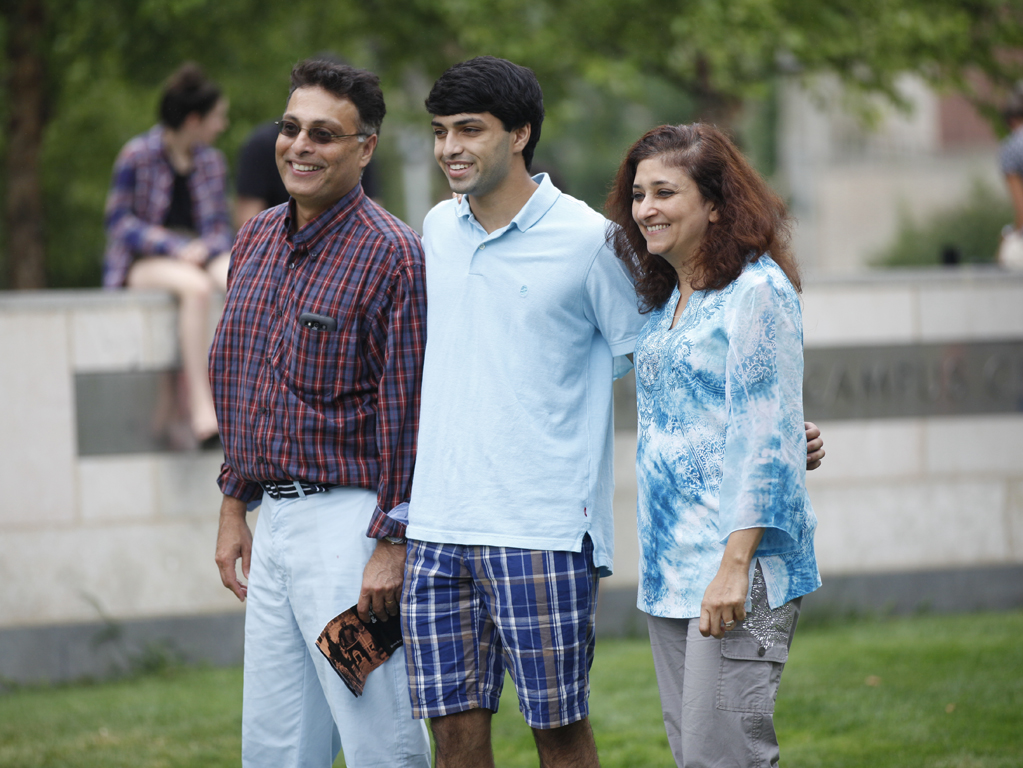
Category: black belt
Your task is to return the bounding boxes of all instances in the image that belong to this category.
[259,480,336,500]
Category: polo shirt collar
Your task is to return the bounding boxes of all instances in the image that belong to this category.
[455,172,561,234]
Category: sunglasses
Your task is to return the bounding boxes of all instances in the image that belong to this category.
[275,120,369,145]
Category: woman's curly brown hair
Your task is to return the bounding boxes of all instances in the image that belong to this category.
[606,123,799,312]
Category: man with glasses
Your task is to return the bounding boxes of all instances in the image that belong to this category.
[210,58,430,768]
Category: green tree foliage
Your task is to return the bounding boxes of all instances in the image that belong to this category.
[3,0,1023,287]
[361,0,1023,119]
[1,0,358,288]
[872,180,1014,267]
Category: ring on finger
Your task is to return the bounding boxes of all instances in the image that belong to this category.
[724,620,736,628]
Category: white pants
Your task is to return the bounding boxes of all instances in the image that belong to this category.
[242,486,431,768]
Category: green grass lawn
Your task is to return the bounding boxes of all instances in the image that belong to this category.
[776,613,1023,768]
[1,611,1021,767]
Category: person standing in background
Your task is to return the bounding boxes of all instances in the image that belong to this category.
[233,120,291,229]
[103,62,232,447]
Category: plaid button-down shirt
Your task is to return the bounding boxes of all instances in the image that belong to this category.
[103,125,233,288]
[209,185,426,539]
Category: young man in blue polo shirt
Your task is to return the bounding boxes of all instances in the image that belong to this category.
[400,57,824,767]
[400,56,634,767]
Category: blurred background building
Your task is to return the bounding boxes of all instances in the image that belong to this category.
[779,75,1006,274]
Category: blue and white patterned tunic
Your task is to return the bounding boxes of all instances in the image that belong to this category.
[634,255,821,618]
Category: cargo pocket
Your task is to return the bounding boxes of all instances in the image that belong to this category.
[714,561,795,714]
[716,631,787,713]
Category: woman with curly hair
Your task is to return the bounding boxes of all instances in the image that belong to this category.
[606,123,821,767]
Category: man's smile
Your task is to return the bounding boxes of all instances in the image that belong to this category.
[445,161,473,178]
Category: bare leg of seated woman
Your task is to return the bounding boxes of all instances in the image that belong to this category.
[205,251,230,293]
[127,254,229,442]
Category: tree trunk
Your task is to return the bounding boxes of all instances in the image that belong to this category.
[691,54,743,129]
[4,0,48,289]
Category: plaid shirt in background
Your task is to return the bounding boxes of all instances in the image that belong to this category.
[103,125,233,288]
[209,185,426,540]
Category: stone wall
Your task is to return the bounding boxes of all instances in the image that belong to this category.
[0,291,239,683]
[2,270,1021,681]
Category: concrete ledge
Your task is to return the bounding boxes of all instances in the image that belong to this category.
[801,563,1023,616]
[2,276,1022,684]
[0,612,244,686]
[0,268,1016,309]
[0,288,175,313]
[803,265,1016,287]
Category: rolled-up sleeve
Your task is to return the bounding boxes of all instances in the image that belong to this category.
[217,461,264,504]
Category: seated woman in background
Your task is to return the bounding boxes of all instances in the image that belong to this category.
[998,87,1023,268]
[606,123,821,768]
[103,62,232,447]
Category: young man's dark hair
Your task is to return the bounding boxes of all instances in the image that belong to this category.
[425,56,545,171]
[288,59,387,136]
[159,62,222,129]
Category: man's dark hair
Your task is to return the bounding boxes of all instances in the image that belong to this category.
[425,56,545,171]
[288,59,386,136]
[159,62,221,129]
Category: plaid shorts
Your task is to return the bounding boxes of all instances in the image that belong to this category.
[400,537,599,729]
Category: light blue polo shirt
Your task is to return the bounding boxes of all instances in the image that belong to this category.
[407,174,645,575]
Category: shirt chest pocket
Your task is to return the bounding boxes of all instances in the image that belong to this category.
[280,319,356,403]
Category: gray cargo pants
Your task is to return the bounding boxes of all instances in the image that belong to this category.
[646,589,801,768]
